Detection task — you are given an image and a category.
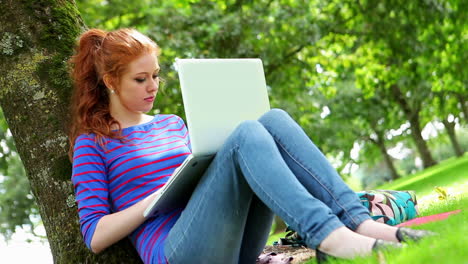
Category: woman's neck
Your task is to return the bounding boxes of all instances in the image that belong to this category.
[109,98,154,128]
[110,111,153,129]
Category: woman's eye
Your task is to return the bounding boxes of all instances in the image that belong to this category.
[152,74,159,80]
[135,78,146,83]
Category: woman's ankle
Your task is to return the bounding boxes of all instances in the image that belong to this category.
[318,226,375,259]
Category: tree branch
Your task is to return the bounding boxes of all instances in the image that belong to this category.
[265,45,306,76]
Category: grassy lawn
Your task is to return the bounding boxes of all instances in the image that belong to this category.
[268,155,468,264]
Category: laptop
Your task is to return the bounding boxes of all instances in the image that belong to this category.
[143,58,270,217]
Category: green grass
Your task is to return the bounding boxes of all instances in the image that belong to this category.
[303,196,467,264]
[270,155,468,264]
[378,155,468,197]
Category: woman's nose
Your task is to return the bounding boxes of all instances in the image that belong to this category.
[148,78,159,92]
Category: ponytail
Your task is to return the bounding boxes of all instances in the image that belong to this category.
[68,29,120,160]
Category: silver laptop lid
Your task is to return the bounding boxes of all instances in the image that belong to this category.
[176,58,270,156]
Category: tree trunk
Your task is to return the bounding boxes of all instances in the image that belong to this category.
[389,85,437,168]
[369,125,400,180]
[455,93,468,124]
[375,134,399,181]
[441,119,464,157]
[0,1,141,262]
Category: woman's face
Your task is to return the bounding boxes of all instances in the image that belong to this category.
[111,52,160,115]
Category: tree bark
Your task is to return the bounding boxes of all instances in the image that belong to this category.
[0,0,141,262]
[441,119,464,157]
[389,85,437,168]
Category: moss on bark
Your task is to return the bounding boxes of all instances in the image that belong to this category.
[0,0,142,262]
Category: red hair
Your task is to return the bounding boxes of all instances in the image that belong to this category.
[68,28,160,159]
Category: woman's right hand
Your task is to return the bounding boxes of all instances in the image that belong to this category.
[90,189,162,254]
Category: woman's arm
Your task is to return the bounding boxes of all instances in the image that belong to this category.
[90,191,158,253]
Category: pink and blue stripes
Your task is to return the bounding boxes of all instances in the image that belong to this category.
[72,114,191,263]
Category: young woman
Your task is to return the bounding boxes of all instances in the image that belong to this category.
[69,28,433,264]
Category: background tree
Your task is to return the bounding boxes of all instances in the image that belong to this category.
[299,31,407,180]
[317,0,453,169]
[432,92,465,157]
[424,0,467,157]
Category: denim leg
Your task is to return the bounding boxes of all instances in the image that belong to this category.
[258,109,371,230]
[164,145,254,264]
[238,196,274,264]
[164,120,344,264]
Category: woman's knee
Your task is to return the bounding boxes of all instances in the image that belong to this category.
[220,120,266,153]
[235,120,264,137]
[231,120,272,146]
[259,108,290,123]
[258,108,292,127]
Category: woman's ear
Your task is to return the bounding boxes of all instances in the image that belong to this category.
[103,74,114,90]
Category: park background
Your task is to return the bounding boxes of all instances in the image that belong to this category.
[0,0,466,263]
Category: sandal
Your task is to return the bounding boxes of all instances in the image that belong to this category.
[315,239,402,263]
[396,227,437,242]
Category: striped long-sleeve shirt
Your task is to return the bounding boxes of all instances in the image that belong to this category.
[72,114,191,263]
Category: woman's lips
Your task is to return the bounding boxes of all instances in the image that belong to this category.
[144,96,155,102]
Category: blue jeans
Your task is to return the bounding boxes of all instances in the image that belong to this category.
[164,109,370,263]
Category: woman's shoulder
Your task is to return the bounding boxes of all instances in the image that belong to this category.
[154,114,185,125]
[156,113,182,120]
[73,133,99,148]
[72,132,105,156]
[75,132,97,143]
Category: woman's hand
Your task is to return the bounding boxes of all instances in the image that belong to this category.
[90,190,161,253]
